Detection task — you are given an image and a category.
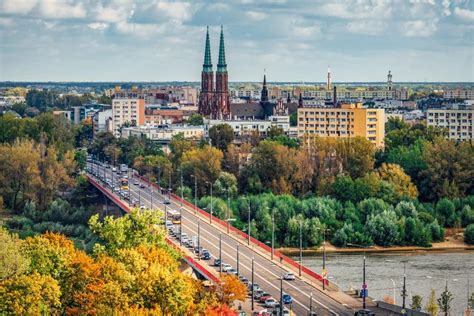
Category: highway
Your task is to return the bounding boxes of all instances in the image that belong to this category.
[87,162,361,316]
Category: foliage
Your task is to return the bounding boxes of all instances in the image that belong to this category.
[410,294,422,311]
[425,289,439,316]
[437,285,453,315]
[366,210,400,246]
[218,274,247,305]
[187,114,204,126]
[209,124,234,151]
[0,228,30,280]
[464,224,474,245]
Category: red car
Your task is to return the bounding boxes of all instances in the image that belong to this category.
[259,293,272,303]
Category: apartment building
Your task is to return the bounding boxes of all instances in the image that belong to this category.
[427,109,473,141]
[112,98,145,136]
[443,88,474,100]
[297,103,385,147]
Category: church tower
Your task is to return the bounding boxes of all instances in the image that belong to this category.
[214,26,230,119]
[387,70,393,91]
[198,26,214,116]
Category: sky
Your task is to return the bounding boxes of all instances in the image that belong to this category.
[0,0,473,82]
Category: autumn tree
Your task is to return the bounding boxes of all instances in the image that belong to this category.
[169,133,194,168]
[376,163,418,200]
[410,294,422,311]
[437,284,453,316]
[217,274,247,306]
[0,228,30,280]
[425,289,439,316]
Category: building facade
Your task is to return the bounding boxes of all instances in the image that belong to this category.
[198,26,230,119]
[112,98,145,136]
[207,115,291,138]
[427,109,473,141]
[443,88,474,100]
[297,103,385,147]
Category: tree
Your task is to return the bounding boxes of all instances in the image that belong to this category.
[464,224,474,245]
[365,210,400,246]
[376,163,418,200]
[422,139,473,201]
[267,125,284,138]
[218,274,247,305]
[214,172,238,199]
[425,289,439,316]
[209,124,234,151]
[410,294,422,311]
[436,198,456,227]
[289,112,297,126]
[0,272,61,315]
[88,209,167,256]
[0,228,30,280]
[437,284,453,316]
[187,114,204,126]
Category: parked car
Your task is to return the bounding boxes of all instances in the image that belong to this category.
[282,294,292,304]
[282,272,295,281]
[253,289,264,299]
[213,259,221,267]
[163,199,171,205]
[201,251,211,260]
[264,298,277,308]
[222,264,232,272]
[226,268,238,275]
[354,310,375,316]
[259,293,272,303]
[140,183,146,188]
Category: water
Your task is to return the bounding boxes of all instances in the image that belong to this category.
[299,251,473,315]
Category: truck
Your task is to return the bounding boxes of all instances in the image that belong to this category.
[120,164,128,173]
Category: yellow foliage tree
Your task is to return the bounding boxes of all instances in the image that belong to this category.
[218,274,247,306]
[377,163,418,199]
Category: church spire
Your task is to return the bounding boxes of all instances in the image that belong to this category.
[217,25,227,73]
[261,70,269,103]
[203,26,212,73]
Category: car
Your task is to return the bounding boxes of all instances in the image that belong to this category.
[163,199,171,205]
[226,268,238,275]
[133,180,139,186]
[222,264,232,272]
[112,167,117,172]
[140,183,146,188]
[264,298,277,308]
[240,277,249,285]
[186,240,194,248]
[165,220,173,230]
[259,293,272,303]
[282,272,295,281]
[282,294,292,304]
[253,289,264,299]
[354,310,375,316]
[213,259,221,266]
[194,246,203,254]
[201,252,211,260]
[249,283,260,292]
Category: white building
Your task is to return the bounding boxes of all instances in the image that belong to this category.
[112,98,145,137]
[427,109,473,141]
[93,109,112,136]
[206,115,291,137]
[121,124,204,142]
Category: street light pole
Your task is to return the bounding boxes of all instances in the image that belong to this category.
[271,208,275,260]
[127,168,131,207]
[138,177,141,205]
[310,292,313,313]
[299,219,303,277]
[197,219,201,260]
[402,262,407,315]
[363,254,367,310]
[251,257,255,311]
[180,168,183,207]
[248,199,251,246]
[194,175,197,215]
[280,276,283,316]
[219,233,222,274]
[236,244,239,275]
[322,229,327,290]
[206,181,213,224]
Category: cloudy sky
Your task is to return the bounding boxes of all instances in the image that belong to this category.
[0,0,473,82]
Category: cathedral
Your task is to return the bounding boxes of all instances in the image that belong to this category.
[198,26,230,120]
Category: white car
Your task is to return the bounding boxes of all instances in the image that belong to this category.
[264,298,277,308]
[222,263,232,272]
[283,272,296,281]
[226,268,238,275]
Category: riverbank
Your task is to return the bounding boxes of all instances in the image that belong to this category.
[278,235,474,255]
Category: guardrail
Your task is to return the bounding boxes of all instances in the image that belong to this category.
[87,174,220,285]
[134,174,329,287]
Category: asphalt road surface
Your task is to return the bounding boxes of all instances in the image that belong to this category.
[87,162,360,316]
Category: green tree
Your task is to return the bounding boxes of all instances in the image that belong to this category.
[209,124,234,152]
[0,228,30,280]
[187,114,204,126]
[410,294,422,311]
[464,224,474,245]
[366,210,400,246]
[289,112,297,126]
[435,198,456,227]
[214,171,238,199]
[437,284,453,316]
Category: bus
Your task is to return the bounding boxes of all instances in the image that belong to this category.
[167,209,181,224]
[120,178,129,190]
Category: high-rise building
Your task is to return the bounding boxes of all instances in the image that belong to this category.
[112,98,145,136]
[198,26,230,120]
[297,103,385,147]
[427,109,473,141]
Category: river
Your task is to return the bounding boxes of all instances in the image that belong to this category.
[297,251,473,315]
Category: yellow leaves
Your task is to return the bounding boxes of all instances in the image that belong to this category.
[218,274,247,305]
[0,272,61,315]
[377,163,418,199]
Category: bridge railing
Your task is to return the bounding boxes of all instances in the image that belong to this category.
[134,174,329,287]
[87,174,220,285]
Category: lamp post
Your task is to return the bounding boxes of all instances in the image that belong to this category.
[219,233,222,274]
[179,168,183,207]
[206,181,213,224]
[401,262,407,315]
[226,218,236,234]
[168,172,172,201]
[243,196,251,246]
[299,219,303,277]
[317,227,330,290]
[197,219,201,260]
[251,257,255,311]
[271,207,275,260]
[310,292,313,314]
[362,254,367,310]
[138,177,141,205]
[236,244,239,275]
[191,174,197,215]
[279,275,284,316]
[127,168,131,207]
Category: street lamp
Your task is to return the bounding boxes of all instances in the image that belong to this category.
[225,218,236,234]
[299,218,303,277]
[317,227,330,290]
[243,196,251,246]
[271,207,275,260]
[236,244,240,275]
[279,275,284,316]
[197,219,201,260]
[362,254,367,310]
[251,257,255,311]
[206,181,213,224]
[219,233,222,274]
[190,174,197,214]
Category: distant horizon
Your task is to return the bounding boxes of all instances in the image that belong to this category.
[1,81,473,85]
[1,1,473,82]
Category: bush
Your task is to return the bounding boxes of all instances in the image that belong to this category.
[465,224,474,245]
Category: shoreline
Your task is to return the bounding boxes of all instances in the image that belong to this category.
[278,239,474,256]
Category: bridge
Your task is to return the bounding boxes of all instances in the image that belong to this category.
[86,162,382,316]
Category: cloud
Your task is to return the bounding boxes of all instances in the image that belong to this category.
[114,21,165,37]
[403,19,438,37]
[155,2,194,22]
[346,20,385,35]
[246,11,268,21]
[315,1,392,19]
[454,7,474,21]
[1,0,38,15]
[37,0,86,19]
[88,22,109,30]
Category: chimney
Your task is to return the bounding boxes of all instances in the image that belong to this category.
[333,86,337,107]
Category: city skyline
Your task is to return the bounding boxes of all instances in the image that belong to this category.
[1,0,473,82]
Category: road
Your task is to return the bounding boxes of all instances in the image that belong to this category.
[87,162,359,316]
